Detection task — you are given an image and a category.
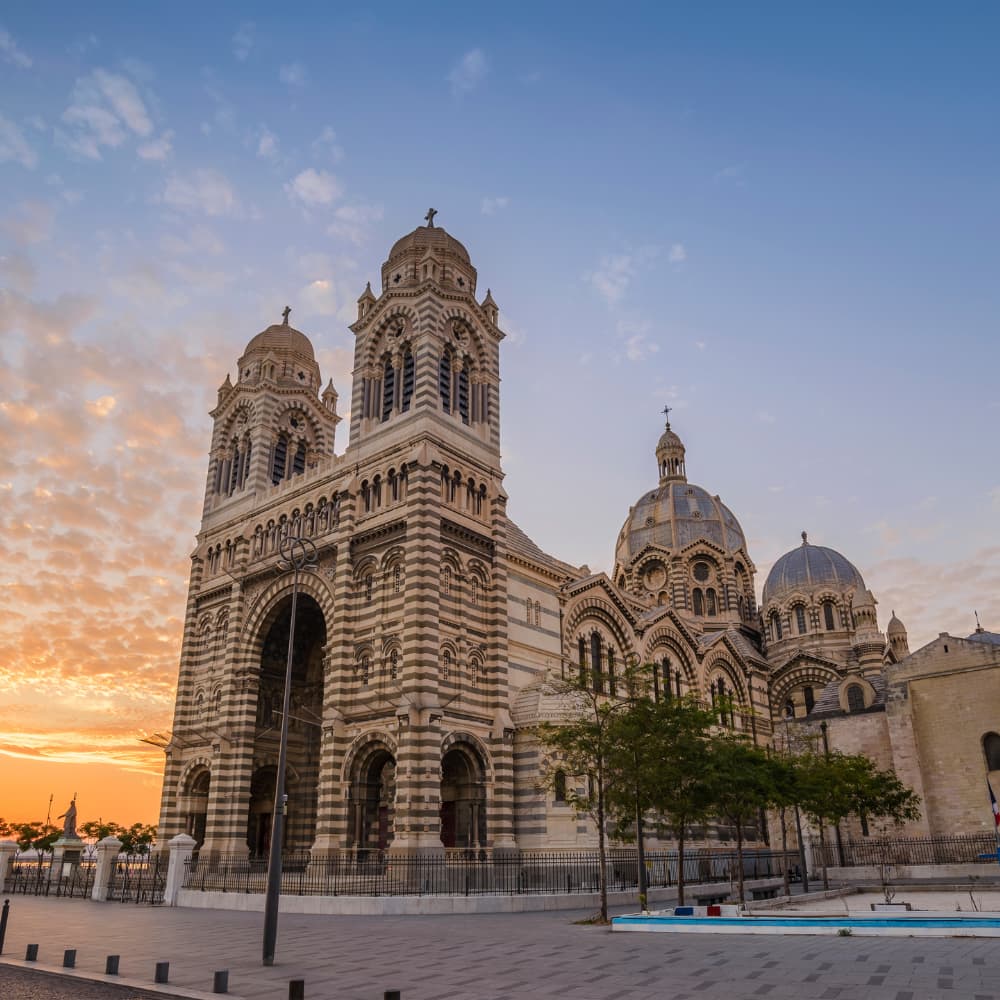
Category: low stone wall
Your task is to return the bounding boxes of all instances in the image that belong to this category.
[177,876,786,915]
[828,863,1000,882]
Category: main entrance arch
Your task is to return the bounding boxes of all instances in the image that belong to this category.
[248,592,326,854]
[440,742,487,849]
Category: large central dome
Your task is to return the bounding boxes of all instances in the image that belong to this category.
[614,418,748,567]
[615,481,748,565]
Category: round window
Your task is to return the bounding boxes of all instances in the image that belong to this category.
[693,561,710,582]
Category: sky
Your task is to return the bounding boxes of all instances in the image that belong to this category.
[1,3,998,828]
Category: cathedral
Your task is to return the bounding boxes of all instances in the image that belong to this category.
[156,216,1000,857]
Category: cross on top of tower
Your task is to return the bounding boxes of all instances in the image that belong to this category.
[662,404,672,427]
[282,305,291,326]
[425,207,438,228]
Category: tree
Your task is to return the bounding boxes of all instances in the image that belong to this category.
[538,665,641,923]
[705,734,777,903]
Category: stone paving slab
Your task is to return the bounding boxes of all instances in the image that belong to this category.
[1,896,999,1000]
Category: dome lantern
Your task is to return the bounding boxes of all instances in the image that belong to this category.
[656,406,686,484]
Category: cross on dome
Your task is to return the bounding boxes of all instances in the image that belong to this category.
[425,207,438,228]
[282,305,291,326]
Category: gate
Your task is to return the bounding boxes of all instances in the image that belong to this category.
[105,855,166,904]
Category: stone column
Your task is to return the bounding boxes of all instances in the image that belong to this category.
[163,834,198,907]
[0,840,18,887]
[91,836,123,902]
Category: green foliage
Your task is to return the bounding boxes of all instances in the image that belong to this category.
[10,821,60,853]
[7,818,157,855]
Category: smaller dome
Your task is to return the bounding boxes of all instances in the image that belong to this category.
[243,322,315,361]
[887,611,906,635]
[763,534,865,606]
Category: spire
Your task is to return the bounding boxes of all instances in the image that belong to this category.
[655,409,686,484]
[801,531,808,546]
[975,609,984,634]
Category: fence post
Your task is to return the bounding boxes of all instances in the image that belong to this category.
[163,834,197,907]
[91,837,123,902]
[0,842,18,890]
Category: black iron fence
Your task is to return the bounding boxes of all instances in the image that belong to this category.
[815,833,1000,868]
[106,854,166,904]
[3,854,165,904]
[182,847,797,897]
[5,858,96,898]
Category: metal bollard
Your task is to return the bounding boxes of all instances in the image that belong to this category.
[155,961,170,984]
[213,970,229,994]
[0,898,9,955]
[288,979,305,1000]
[106,955,120,975]
[385,992,401,1000]
[63,949,76,968]
[25,943,39,961]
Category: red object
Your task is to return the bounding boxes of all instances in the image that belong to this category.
[707,905,722,917]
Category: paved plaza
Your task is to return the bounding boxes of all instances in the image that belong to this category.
[1,896,1000,1000]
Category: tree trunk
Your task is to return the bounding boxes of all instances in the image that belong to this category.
[734,817,746,904]
[818,823,829,891]
[780,806,790,897]
[597,773,608,922]
[676,827,686,906]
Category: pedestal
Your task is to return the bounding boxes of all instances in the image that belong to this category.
[51,837,85,881]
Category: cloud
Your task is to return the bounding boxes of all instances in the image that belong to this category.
[285,168,342,207]
[616,318,658,362]
[136,129,173,161]
[448,48,487,96]
[327,202,384,244]
[279,62,307,87]
[159,225,225,257]
[586,246,658,306]
[85,395,117,417]
[298,277,356,322]
[668,243,687,264]
[2,200,55,245]
[58,68,154,159]
[256,126,278,159]
[312,125,344,163]
[0,26,32,69]
[0,114,38,168]
[232,21,255,61]
[481,196,509,215]
[0,252,36,293]
[162,169,240,217]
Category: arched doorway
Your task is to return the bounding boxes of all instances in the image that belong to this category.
[249,593,326,854]
[348,743,396,852]
[440,744,487,850]
[181,767,210,850]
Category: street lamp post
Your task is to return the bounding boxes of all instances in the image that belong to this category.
[262,533,318,967]
[782,716,809,895]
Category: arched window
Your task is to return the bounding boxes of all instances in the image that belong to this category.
[803,686,815,713]
[393,565,401,593]
[389,468,398,502]
[470,656,481,687]
[271,435,288,485]
[372,474,382,507]
[389,649,399,681]
[361,654,370,686]
[382,357,395,421]
[214,689,222,717]
[292,441,306,476]
[796,605,807,634]
[590,633,603,693]
[693,588,704,616]
[194,691,205,721]
[554,770,567,802]
[706,588,717,616]
[401,349,414,411]
[770,611,783,640]
[470,577,479,605]
[365,574,373,602]
[983,732,1000,771]
[442,566,451,595]
[823,601,837,631]
[442,650,452,681]
[439,351,452,413]
[846,684,865,712]
[784,700,795,718]
[361,480,371,512]
[607,646,616,696]
[652,660,661,701]
[578,636,587,684]
[457,362,470,424]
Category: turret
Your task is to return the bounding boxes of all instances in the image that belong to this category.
[887,611,909,659]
